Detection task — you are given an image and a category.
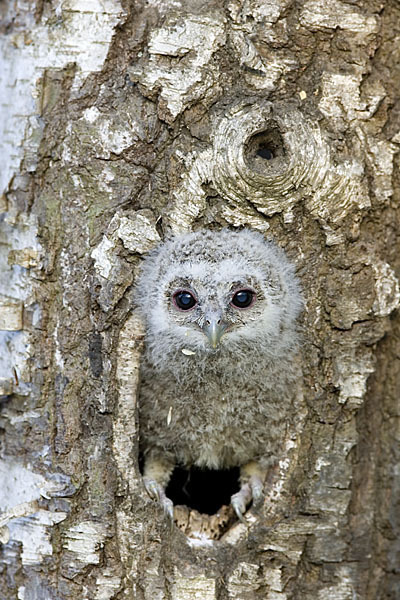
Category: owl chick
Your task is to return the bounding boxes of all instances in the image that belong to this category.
[134,228,302,522]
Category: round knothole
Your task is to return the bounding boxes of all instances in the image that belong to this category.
[212,101,326,214]
[245,128,286,173]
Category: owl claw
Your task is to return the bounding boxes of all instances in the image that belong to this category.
[231,476,265,523]
[231,483,252,524]
[250,474,264,505]
[143,477,174,520]
[143,477,160,500]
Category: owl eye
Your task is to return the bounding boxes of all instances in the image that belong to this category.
[173,290,197,311]
[231,289,255,309]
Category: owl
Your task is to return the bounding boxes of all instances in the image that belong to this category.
[134,228,302,522]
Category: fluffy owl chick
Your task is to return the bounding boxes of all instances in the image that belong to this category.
[134,228,302,522]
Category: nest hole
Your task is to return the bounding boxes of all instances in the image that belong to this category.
[246,127,285,167]
[166,465,241,515]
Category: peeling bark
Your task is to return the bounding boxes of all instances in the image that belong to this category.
[1,0,400,598]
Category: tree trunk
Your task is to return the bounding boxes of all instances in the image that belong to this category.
[1,0,400,598]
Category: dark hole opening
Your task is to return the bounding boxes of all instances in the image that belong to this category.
[246,128,285,165]
[256,145,274,160]
[166,466,241,515]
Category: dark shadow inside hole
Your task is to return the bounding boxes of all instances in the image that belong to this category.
[246,128,285,164]
[257,145,274,160]
[166,466,241,515]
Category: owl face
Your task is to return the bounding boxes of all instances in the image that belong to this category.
[163,259,272,350]
[135,228,302,358]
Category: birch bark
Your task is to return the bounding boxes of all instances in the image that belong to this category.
[1,0,399,598]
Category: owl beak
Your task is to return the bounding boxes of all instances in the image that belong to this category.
[202,312,228,348]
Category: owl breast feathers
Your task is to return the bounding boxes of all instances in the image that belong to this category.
[134,228,303,521]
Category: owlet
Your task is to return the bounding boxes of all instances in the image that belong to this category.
[134,228,302,521]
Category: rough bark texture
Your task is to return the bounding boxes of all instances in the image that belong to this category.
[1,0,400,598]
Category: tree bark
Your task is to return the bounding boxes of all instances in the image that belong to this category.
[1,0,400,598]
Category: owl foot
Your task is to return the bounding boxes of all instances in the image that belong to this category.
[231,483,252,523]
[230,474,264,523]
[143,477,174,520]
[249,474,264,505]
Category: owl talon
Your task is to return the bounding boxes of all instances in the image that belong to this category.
[234,507,249,524]
[231,483,252,523]
[143,477,174,520]
[250,475,264,505]
[143,477,161,500]
[161,495,174,521]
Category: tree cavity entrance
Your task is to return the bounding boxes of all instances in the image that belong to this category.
[167,466,240,539]
[245,127,285,171]
[166,465,240,514]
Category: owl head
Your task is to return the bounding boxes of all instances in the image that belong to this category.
[134,229,302,365]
